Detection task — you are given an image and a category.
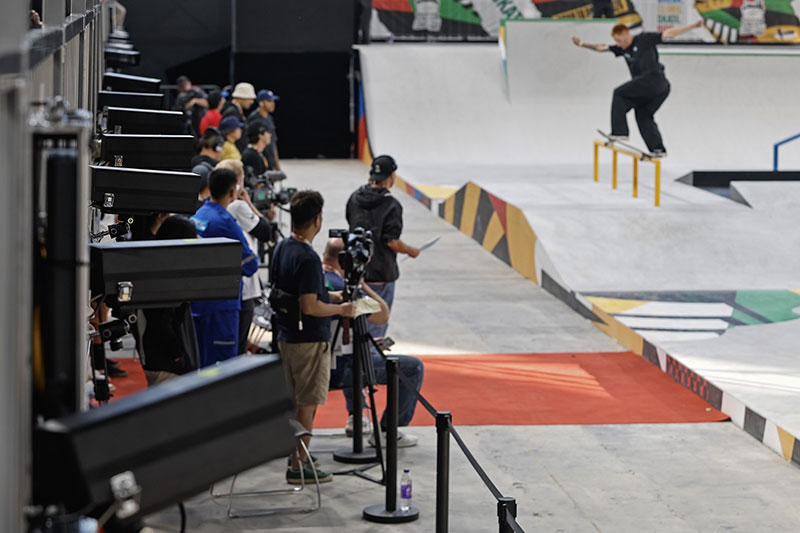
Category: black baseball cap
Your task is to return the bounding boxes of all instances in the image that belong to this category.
[370,155,397,182]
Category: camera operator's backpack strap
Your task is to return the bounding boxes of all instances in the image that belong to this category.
[267,240,303,330]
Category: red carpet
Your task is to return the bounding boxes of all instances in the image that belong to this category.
[110,352,728,426]
[315,352,728,427]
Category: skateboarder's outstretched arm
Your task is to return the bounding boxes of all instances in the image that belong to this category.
[571,36,609,52]
[661,19,704,39]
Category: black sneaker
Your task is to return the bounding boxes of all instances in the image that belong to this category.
[651,149,667,158]
[106,366,128,378]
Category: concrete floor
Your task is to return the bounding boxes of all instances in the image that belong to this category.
[144,160,800,532]
[148,424,800,533]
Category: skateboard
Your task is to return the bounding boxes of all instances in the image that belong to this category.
[597,130,659,160]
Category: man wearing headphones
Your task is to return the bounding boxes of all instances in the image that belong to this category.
[191,127,224,200]
[346,155,419,339]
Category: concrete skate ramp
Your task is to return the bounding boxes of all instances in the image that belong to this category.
[359,23,800,170]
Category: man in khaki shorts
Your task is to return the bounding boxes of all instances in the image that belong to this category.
[270,190,354,484]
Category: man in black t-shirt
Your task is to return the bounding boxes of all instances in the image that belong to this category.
[572,21,703,156]
[271,189,355,485]
[346,155,420,339]
[241,122,271,176]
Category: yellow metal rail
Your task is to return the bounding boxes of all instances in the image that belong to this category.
[593,140,661,207]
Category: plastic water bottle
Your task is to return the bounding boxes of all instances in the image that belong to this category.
[400,469,412,512]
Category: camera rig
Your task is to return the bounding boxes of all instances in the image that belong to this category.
[329,227,374,298]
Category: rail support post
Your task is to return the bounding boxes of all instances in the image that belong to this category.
[436,411,452,533]
[498,497,518,533]
[654,159,661,207]
[633,157,638,198]
[364,357,419,523]
[612,148,618,190]
[593,142,599,182]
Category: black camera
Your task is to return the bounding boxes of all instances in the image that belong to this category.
[329,227,373,296]
[244,166,294,213]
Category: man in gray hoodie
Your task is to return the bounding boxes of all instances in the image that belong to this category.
[346,155,419,339]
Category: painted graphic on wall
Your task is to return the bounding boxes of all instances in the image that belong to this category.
[695,0,800,42]
[370,0,799,42]
[371,0,641,40]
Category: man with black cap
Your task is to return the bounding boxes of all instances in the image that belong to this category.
[191,127,224,200]
[247,89,281,171]
[346,155,419,339]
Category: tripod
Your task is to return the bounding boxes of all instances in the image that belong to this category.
[330,309,386,485]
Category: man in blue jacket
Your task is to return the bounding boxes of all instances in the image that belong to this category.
[191,168,259,367]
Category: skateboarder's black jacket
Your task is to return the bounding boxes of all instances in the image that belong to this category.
[610,32,665,78]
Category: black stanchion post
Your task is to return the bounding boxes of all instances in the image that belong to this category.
[334,316,378,464]
[363,357,419,523]
[497,497,517,533]
[436,411,451,533]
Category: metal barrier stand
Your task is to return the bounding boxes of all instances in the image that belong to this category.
[594,140,661,207]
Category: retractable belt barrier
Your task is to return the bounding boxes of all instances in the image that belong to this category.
[369,342,527,533]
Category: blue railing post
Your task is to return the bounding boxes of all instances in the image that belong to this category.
[773,131,800,171]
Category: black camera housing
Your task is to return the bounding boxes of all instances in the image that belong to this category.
[104,47,140,68]
[329,227,374,295]
[105,107,184,135]
[100,133,195,171]
[90,165,201,215]
[98,91,164,111]
[33,355,295,517]
[90,238,243,309]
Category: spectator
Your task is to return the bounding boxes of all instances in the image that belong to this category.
[241,122,271,176]
[222,82,257,152]
[271,190,355,485]
[216,159,274,354]
[247,89,281,171]
[30,10,42,29]
[324,238,423,447]
[346,155,419,339]
[219,116,244,161]
[191,127,224,200]
[190,168,258,367]
[139,216,201,386]
[199,90,225,136]
[172,75,209,137]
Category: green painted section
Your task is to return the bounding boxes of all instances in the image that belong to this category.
[702,10,742,30]
[765,0,798,17]
[735,290,800,324]
[411,0,483,25]
[730,308,765,327]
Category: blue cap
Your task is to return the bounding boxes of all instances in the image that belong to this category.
[219,115,244,135]
[257,89,280,102]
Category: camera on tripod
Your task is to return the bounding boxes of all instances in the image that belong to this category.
[243,166,294,215]
[329,227,374,297]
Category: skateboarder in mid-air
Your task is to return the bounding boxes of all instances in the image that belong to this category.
[572,20,703,157]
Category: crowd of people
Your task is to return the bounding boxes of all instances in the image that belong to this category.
[111,78,426,485]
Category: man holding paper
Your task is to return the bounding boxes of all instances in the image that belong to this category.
[346,154,420,339]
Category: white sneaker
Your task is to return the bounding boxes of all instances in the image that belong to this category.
[608,134,629,142]
[368,430,419,448]
[345,414,372,437]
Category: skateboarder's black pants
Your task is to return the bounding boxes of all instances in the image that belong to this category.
[611,74,670,152]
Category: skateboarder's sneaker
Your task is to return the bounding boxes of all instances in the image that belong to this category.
[608,134,629,141]
[651,149,667,158]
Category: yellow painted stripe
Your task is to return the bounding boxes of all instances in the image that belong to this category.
[505,203,538,283]
[459,182,481,238]
[415,184,458,200]
[443,195,455,224]
[482,212,505,253]
[778,426,795,461]
[592,305,645,355]
[586,296,648,314]
[792,289,800,296]
[361,140,373,166]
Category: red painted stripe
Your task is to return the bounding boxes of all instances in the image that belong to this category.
[488,192,508,234]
